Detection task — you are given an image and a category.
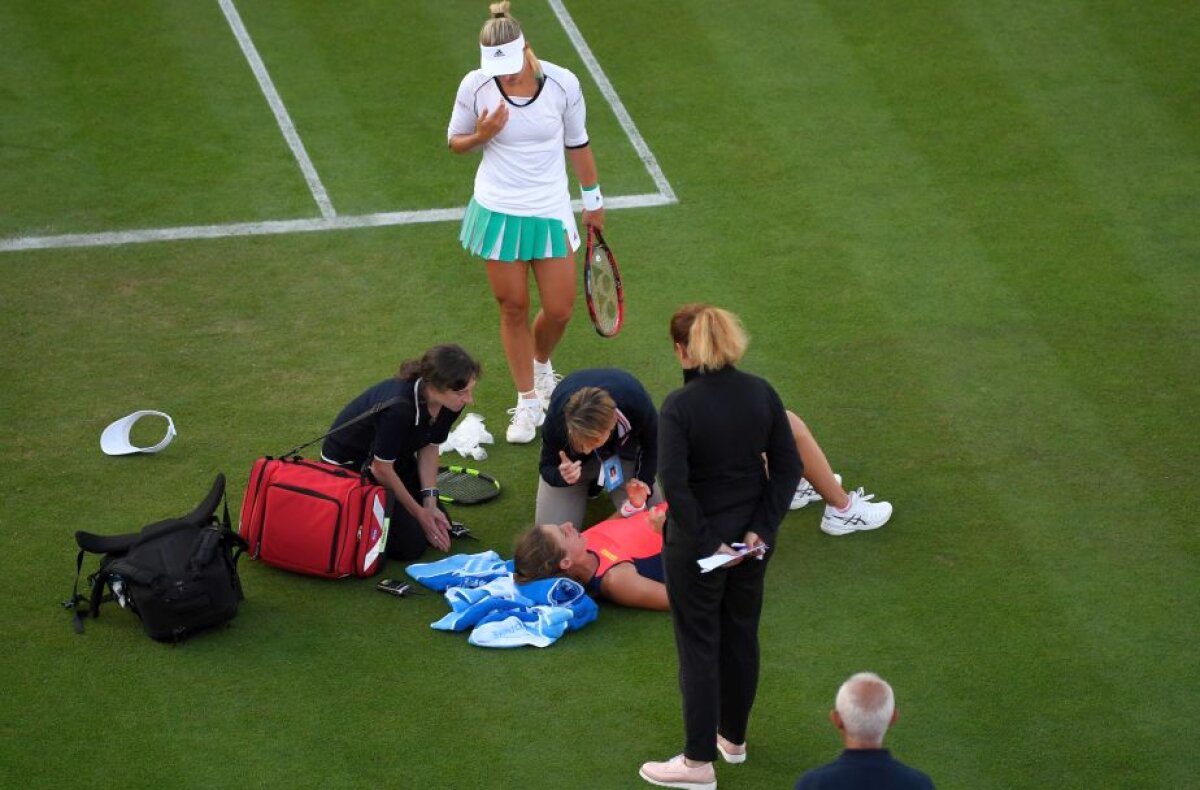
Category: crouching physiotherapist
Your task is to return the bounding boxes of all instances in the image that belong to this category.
[321,344,481,560]
[535,368,661,530]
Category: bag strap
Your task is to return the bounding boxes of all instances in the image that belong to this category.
[62,549,92,633]
[63,552,121,634]
[276,394,405,458]
[189,487,248,572]
[224,497,248,561]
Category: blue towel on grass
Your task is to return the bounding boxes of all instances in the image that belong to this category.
[405,550,514,591]
[468,606,576,648]
[410,553,598,647]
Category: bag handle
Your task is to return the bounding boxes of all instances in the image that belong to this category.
[276,394,405,458]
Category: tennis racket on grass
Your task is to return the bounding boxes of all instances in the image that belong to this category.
[584,226,624,337]
[437,465,501,505]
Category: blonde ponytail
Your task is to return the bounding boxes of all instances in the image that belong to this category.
[670,304,748,371]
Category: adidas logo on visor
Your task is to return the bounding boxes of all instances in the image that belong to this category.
[493,49,505,57]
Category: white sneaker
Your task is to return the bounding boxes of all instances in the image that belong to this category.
[820,487,893,535]
[533,365,562,409]
[505,402,544,444]
[790,473,842,510]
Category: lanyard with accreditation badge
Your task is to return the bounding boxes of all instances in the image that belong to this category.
[598,453,624,492]
[596,407,632,492]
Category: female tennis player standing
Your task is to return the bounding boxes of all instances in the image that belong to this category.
[639,305,802,790]
[448,1,605,444]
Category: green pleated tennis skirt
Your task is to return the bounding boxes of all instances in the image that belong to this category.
[459,198,577,262]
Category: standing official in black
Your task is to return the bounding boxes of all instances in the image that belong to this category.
[639,304,802,790]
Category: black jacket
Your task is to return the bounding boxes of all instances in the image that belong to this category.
[658,366,802,556]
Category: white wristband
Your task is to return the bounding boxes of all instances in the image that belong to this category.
[580,184,603,212]
[620,500,646,518]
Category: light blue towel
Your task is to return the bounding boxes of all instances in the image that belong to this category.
[445,576,517,611]
[432,575,598,633]
[412,553,599,647]
[405,551,514,591]
[515,577,598,631]
[433,595,527,632]
[468,606,575,648]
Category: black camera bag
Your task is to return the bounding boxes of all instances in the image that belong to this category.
[66,473,246,642]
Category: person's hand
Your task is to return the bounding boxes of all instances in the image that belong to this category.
[558,450,582,485]
[476,102,509,142]
[647,507,666,534]
[735,531,768,563]
[418,506,451,552]
[625,479,650,509]
[741,531,766,552]
[714,542,745,568]
[582,207,605,231]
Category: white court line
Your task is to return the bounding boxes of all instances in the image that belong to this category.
[0,194,673,252]
[218,0,335,219]
[1,1,674,253]
[548,0,677,203]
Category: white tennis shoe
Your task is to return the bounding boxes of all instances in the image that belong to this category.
[533,365,562,409]
[790,474,842,510]
[505,401,544,444]
[820,487,893,536]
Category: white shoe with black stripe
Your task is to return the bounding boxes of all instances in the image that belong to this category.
[820,487,893,535]
[790,474,842,510]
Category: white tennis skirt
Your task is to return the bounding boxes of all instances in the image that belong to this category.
[459,197,580,262]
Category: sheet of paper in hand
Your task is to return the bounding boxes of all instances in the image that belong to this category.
[697,543,769,573]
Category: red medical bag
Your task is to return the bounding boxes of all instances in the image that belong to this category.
[239,457,388,578]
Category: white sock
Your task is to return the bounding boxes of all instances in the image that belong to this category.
[533,358,553,376]
[517,394,541,410]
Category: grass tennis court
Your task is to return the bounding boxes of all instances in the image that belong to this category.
[1,1,1196,787]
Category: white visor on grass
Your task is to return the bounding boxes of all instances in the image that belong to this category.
[100,410,177,455]
[480,34,525,76]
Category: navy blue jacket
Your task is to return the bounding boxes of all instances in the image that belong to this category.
[539,368,658,489]
[795,749,935,790]
[321,377,460,468]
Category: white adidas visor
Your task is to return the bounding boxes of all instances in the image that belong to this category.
[100,410,177,455]
[480,34,525,76]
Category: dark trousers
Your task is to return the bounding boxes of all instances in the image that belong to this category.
[663,535,768,762]
[324,456,449,562]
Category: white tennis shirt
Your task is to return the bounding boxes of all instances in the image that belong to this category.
[448,61,589,218]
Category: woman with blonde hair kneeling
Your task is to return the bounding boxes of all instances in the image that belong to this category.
[535,368,662,530]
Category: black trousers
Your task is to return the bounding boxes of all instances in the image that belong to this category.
[325,457,449,562]
[663,535,769,762]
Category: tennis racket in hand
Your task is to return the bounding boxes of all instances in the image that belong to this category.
[584,226,624,337]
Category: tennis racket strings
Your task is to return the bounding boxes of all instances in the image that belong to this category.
[436,466,501,505]
[588,250,620,334]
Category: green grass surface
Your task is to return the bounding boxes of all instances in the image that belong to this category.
[1,1,1196,788]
